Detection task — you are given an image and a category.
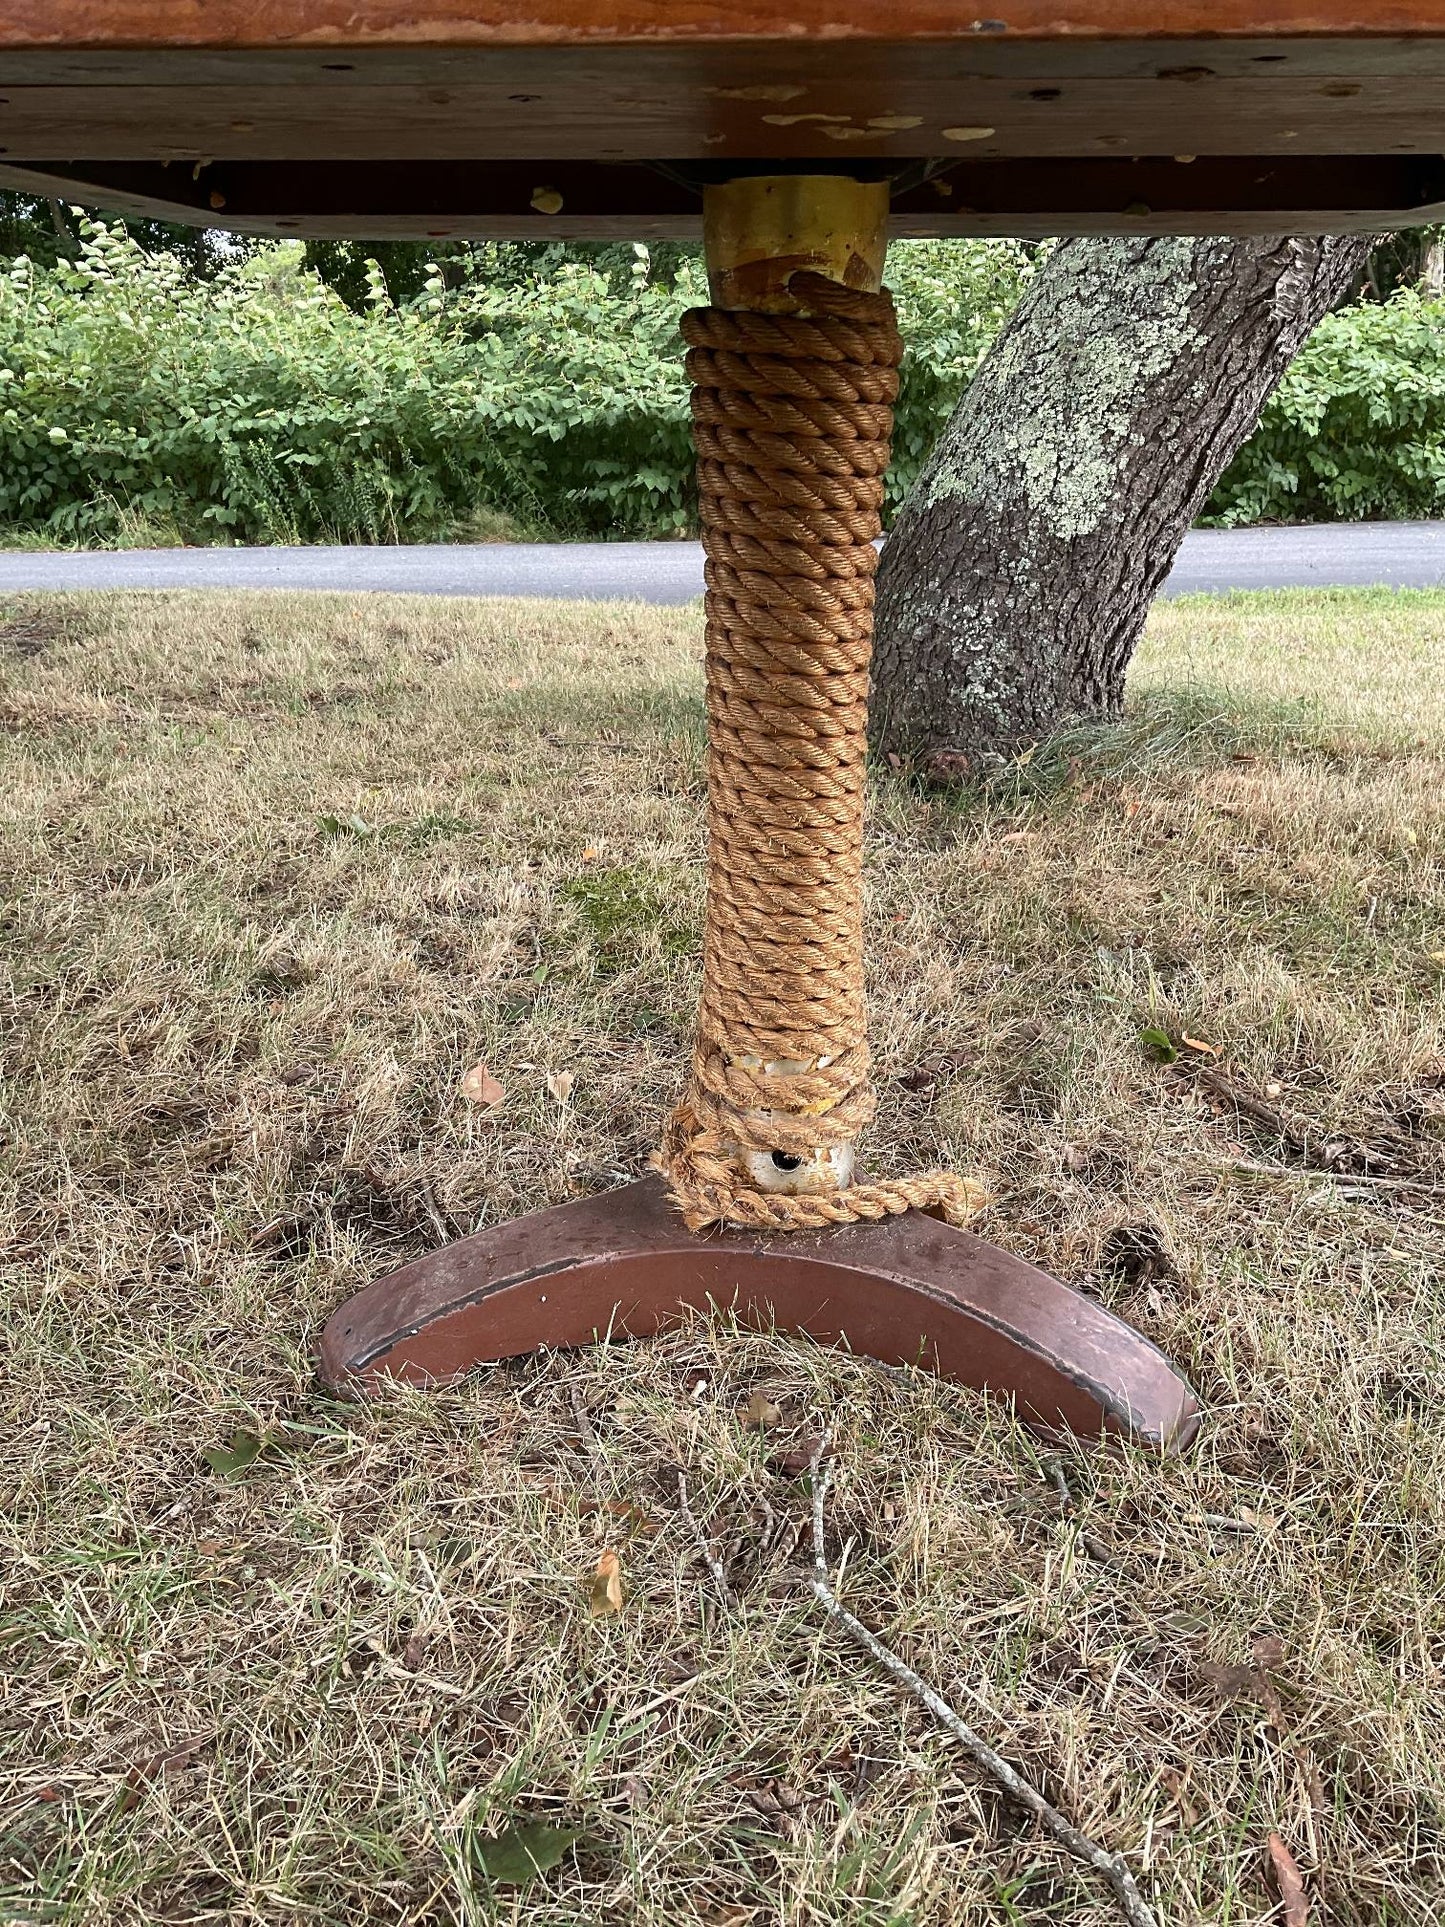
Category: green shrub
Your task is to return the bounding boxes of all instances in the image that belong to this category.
[6,217,1440,546]
[1208,290,1445,524]
[0,221,1034,546]
[0,227,694,543]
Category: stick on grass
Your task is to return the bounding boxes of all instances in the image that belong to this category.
[805,1428,1161,1927]
[676,1468,736,1609]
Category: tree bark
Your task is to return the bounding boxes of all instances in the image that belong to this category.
[870,234,1374,774]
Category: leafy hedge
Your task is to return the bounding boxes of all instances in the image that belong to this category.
[0,222,1030,546]
[2,218,1443,546]
[1210,290,1445,525]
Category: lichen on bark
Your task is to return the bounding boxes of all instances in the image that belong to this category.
[870,234,1374,774]
[924,238,1207,543]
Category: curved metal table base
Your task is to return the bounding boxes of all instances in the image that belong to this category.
[318,1177,1199,1451]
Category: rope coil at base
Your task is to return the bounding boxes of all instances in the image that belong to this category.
[655,272,986,1236]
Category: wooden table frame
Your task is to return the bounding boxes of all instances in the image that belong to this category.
[5,4,1445,234]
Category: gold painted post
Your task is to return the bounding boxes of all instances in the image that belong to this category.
[702,174,890,314]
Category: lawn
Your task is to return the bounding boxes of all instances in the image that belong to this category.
[3,587,1443,1927]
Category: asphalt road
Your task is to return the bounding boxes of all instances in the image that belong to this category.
[3,521,1445,601]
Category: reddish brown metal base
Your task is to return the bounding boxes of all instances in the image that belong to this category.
[318,1176,1199,1450]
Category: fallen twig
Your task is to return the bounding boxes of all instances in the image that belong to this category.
[1192,1066,1422,1182]
[1194,1066,1302,1144]
[758,1490,779,1556]
[1219,1152,1445,1200]
[804,1429,1160,1927]
[676,1469,736,1609]
[418,1181,452,1248]
[1045,1458,1072,1509]
[1198,1510,1259,1534]
[567,1381,599,1455]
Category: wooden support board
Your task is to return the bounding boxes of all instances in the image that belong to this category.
[3,4,1445,233]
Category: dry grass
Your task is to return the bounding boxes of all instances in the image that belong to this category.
[3,586,1444,1927]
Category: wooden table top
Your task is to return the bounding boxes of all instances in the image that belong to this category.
[8,0,1445,46]
[4,1,1444,237]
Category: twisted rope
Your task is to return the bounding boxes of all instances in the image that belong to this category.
[656,273,985,1235]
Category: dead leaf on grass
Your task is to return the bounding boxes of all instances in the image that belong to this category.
[1266,1832,1309,1926]
[743,1780,804,1835]
[1182,1034,1220,1056]
[589,1547,624,1617]
[774,1436,827,1477]
[117,1738,207,1812]
[546,1069,575,1103]
[1197,1638,1289,1736]
[741,1389,783,1429]
[460,1061,505,1107]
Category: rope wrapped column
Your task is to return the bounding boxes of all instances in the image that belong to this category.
[316,176,1199,1458]
[657,269,985,1235]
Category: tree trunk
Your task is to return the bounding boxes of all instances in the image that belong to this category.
[870,234,1373,774]
[47,197,77,254]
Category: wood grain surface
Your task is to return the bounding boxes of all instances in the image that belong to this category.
[5,0,1445,48]
[4,4,1442,232]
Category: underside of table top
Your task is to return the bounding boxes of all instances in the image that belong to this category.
[3,2,1445,236]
